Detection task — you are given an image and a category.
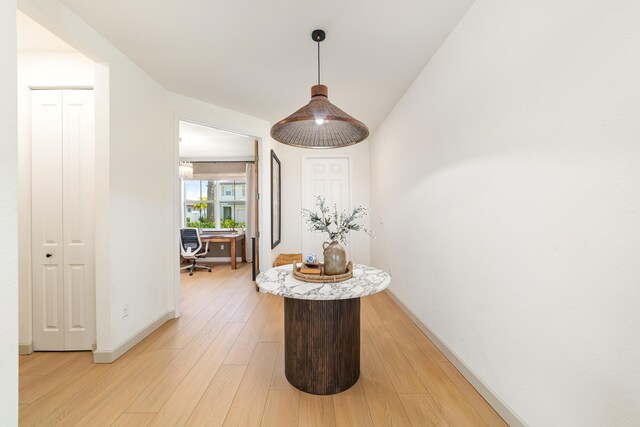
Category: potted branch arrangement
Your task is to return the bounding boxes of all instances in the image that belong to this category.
[301,196,374,275]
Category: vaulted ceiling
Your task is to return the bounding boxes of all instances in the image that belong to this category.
[59,0,474,132]
[17,11,75,52]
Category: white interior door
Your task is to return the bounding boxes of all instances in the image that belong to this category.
[31,90,65,351]
[302,157,350,262]
[62,90,95,350]
[32,89,95,351]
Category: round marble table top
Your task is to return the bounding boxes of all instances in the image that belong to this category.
[256,264,391,300]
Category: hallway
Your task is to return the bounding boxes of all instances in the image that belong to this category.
[20,263,504,426]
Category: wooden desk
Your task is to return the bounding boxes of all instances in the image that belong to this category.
[200,233,246,269]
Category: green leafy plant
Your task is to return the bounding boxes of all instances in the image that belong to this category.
[193,198,208,215]
[186,217,215,229]
[221,218,237,229]
[221,219,246,229]
[301,196,374,245]
[187,197,216,228]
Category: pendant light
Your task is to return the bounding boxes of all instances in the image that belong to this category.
[271,29,369,148]
[178,161,193,180]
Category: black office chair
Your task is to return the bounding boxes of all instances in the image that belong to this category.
[180,228,212,276]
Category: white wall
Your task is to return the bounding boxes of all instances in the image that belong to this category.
[17,51,95,349]
[369,1,640,425]
[275,141,371,265]
[0,1,18,424]
[105,50,171,352]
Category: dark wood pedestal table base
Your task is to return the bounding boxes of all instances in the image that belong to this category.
[285,297,360,394]
[256,264,390,395]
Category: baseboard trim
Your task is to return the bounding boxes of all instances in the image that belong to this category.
[19,342,33,355]
[385,290,527,427]
[93,310,174,364]
[198,256,244,263]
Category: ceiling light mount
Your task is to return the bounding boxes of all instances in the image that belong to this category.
[270,29,369,149]
[311,29,326,42]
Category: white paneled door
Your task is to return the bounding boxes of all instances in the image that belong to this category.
[31,89,95,351]
[302,157,350,262]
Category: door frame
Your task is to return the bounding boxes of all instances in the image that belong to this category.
[15,8,112,358]
[29,88,97,351]
[301,154,353,260]
[171,117,263,317]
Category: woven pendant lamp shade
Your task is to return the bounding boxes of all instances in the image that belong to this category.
[271,29,369,149]
[271,84,369,148]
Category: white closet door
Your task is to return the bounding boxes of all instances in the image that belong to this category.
[31,90,65,351]
[62,90,95,350]
[302,157,350,262]
[31,89,95,351]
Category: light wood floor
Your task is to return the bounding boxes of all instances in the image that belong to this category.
[19,263,507,426]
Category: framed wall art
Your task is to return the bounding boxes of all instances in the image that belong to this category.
[271,150,281,248]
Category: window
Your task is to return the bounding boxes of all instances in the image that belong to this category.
[183,179,247,229]
[221,184,233,198]
[184,180,216,228]
[235,181,246,200]
[222,205,232,219]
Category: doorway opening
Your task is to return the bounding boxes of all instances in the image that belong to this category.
[17,11,104,353]
[176,120,260,312]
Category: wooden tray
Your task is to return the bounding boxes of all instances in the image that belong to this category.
[292,261,353,283]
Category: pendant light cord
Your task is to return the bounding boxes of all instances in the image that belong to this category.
[317,40,321,85]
